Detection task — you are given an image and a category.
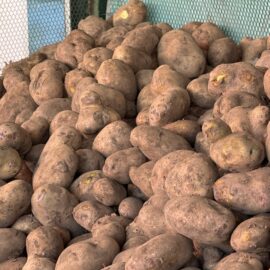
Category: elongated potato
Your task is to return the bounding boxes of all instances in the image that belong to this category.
[164,195,236,245]
[125,233,193,270]
[130,125,191,161]
[213,167,270,214]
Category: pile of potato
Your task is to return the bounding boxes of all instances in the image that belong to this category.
[1,0,270,269]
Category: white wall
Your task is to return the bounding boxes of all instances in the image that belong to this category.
[0,0,29,72]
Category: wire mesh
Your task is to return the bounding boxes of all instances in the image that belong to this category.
[107,0,270,42]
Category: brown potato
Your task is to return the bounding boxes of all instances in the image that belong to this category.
[0,228,26,263]
[156,23,173,35]
[50,110,79,133]
[263,68,270,99]
[0,180,32,227]
[136,69,154,90]
[164,195,236,245]
[208,37,241,67]
[31,184,84,236]
[0,257,26,270]
[67,233,92,246]
[76,149,105,174]
[12,214,41,234]
[79,47,113,75]
[96,59,137,101]
[26,226,64,260]
[137,84,158,112]
[123,235,149,250]
[181,21,202,34]
[158,30,206,78]
[230,215,270,253]
[103,147,146,184]
[255,49,270,69]
[92,177,127,206]
[101,262,125,270]
[70,170,105,201]
[113,0,147,27]
[22,256,55,270]
[130,125,191,161]
[129,161,155,198]
[125,233,193,270]
[78,15,111,39]
[118,197,143,219]
[213,167,270,214]
[210,132,265,172]
[73,200,113,231]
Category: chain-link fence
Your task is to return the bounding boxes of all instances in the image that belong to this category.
[0,0,95,71]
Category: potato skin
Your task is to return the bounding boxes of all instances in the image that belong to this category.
[125,233,193,270]
[26,226,64,260]
[130,125,191,161]
[12,214,41,235]
[31,184,84,236]
[103,147,146,184]
[214,252,263,270]
[0,257,26,270]
[93,120,132,157]
[164,195,236,245]
[137,84,158,112]
[230,215,270,253]
[213,167,270,214]
[22,256,55,270]
[158,30,206,78]
[0,180,32,227]
[50,110,78,133]
[136,69,154,90]
[55,237,120,270]
[129,161,155,198]
[0,228,26,263]
[118,197,143,219]
[210,132,265,172]
[73,200,113,231]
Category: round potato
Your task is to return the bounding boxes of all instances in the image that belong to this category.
[50,110,79,133]
[12,214,41,235]
[118,197,143,219]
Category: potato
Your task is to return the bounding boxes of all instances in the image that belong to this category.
[96,59,137,101]
[55,237,120,270]
[73,200,113,231]
[137,84,158,112]
[151,65,190,95]
[0,180,32,227]
[55,30,94,68]
[207,37,241,67]
[263,68,270,99]
[156,23,173,35]
[113,247,137,264]
[122,25,160,54]
[125,233,193,270]
[214,252,263,270]
[22,257,55,270]
[0,122,32,154]
[127,183,148,201]
[12,214,41,235]
[165,195,236,245]
[101,262,125,270]
[191,22,225,51]
[136,108,150,125]
[113,45,153,72]
[181,21,202,34]
[136,69,154,90]
[0,228,26,263]
[33,144,78,189]
[13,160,33,183]
[29,60,69,105]
[79,47,113,75]
[76,149,104,174]
[26,226,64,260]
[201,246,223,270]
[50,110,78,133]
[118,197,143,219]
[230,215,270,253]
[213,167,270,214]
[163,120,200,144]
[92,177,126,206]
[38,43,58,59]
[130,125,191,161]
[240,37,267,63]
[223,105,270,142]
[103,147,146,184]
[70,170,104,201]
[187,73,217,109]
[64,69,92,97]
[208,62,264,98]
[123,235,149,250]
[213,91,262,119]
[129,161,155,198]
[78,15,111,39]
[148,88,190,126]
[210,132,265,172]
[255,50,270,69]
[113,0,147,27]
[158,30,206,78]
[31,184,84,236]
[96,26,129,47]
[164,150,218,198]
[106,36,125,51]
[67,233,92,246]
[0,257,26,270]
